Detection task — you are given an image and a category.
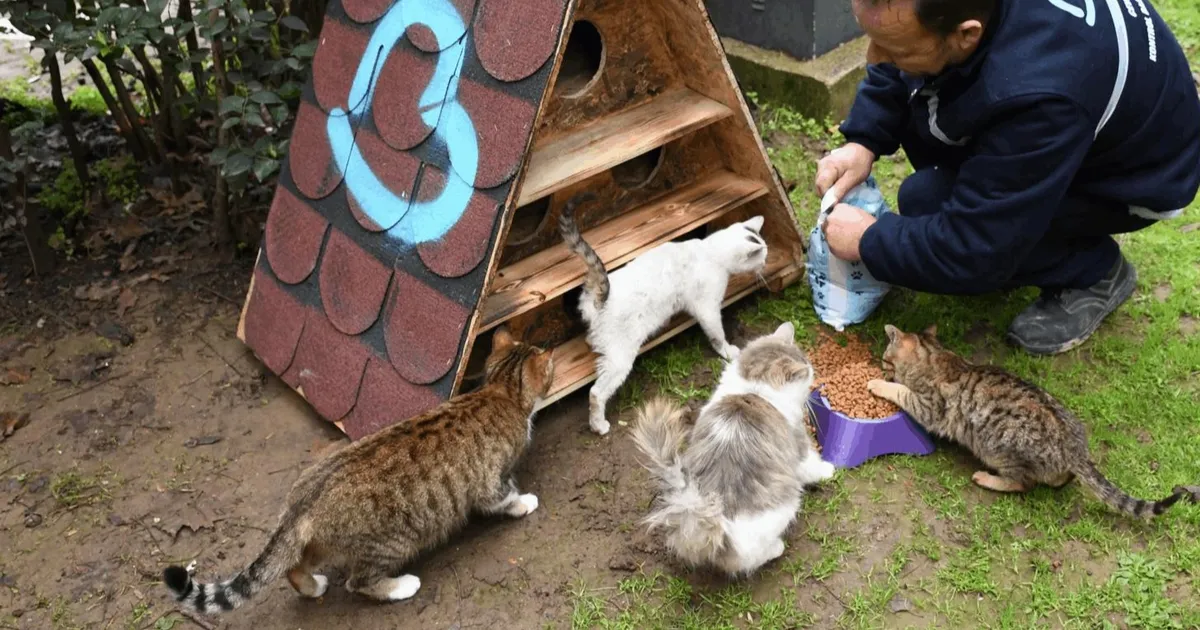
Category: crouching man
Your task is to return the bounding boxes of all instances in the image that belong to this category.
[818,0,1200,354]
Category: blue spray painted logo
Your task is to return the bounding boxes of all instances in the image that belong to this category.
[326,0,478,245]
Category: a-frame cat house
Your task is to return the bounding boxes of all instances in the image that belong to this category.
[237,0,806,439]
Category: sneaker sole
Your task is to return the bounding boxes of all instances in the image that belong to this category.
[1007,262,1138,356]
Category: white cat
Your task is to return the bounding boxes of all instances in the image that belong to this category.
[630,322,836,576]
[559,194,770,435]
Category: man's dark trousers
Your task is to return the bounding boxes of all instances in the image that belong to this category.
[893,129,1155,293]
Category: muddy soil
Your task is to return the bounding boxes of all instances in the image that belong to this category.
[0,251,939,630]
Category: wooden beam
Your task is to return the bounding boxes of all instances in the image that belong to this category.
[480,169,767,331]
[516,87,734,206]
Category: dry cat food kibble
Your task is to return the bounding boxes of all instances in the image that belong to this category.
[809,335,901,420]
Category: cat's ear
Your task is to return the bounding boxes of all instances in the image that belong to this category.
[531,347,554,375]
[743,216,765,233]
[492,327,515,352]
[774,321,795,341]
[884,324,900,341]
[922,324,938,338]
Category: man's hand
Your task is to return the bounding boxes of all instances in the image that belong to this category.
[822,204,876,262]
[815,143,876,200]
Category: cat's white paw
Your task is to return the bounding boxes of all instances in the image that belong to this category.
[816,461,837,481]
[311,574,329,598]
[388,574,421,601]
[866,379,889,397]
[768,538,786,561]
[509,493,539,516]
[590,417,611,435]
[719,344,740,361]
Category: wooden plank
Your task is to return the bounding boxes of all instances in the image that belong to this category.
[516,87,734,206]
[479,170,767,331]
[533,247,801,410]
[448,0,581,398]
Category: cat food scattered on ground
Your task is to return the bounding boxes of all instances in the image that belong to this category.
[809,335,900,420]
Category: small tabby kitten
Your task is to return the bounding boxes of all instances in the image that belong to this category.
[162,328,554,614]
[631,322,835,576]
[868,324,1198,519]
[560,193,769,435]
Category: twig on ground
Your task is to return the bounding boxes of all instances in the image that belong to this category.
[183,370,213,387]
[202,286,240,307]
[138,517,166,558]
[817,579,848,610]
[177,609,217,630]
[57,372,128,403]
[195,333,245,378]
[0,461,26,477]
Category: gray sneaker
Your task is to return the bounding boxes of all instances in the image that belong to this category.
[1006,254,1137,355]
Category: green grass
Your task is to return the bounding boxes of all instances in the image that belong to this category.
[1159,0,1200,67]
[570,572,815,630]
[576,36,1200,629]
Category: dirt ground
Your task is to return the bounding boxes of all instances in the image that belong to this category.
[0,249,943,630]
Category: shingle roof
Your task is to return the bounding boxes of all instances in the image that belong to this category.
[242,0,569,438]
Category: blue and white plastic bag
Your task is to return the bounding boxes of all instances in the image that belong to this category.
[807,176,891,331]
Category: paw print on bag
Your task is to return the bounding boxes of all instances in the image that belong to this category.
[805,176,892,331]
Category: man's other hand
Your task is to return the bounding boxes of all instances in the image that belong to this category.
[815,143,876,199]
[822,204,876,262]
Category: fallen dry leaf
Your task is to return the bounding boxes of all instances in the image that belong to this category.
[2,411,30,439]
[118,241,141,272]
[75,281,121,302]
[1181,223,1199,234]
[109,216,149,243]
[116,288,138,317]
[0,367,32,386]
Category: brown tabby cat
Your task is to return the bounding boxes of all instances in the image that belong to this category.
[162,327,554,614]
[867,324,1198,519]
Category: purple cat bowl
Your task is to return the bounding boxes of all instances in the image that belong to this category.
[808,388,935,469]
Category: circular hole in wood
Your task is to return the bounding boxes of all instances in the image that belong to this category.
[505,197,551,246]
[611,146,665,189]
[554,20,604,98]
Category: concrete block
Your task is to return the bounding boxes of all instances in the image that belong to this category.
[722,36,868,121]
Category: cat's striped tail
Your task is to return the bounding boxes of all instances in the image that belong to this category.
[1074,461,1200,519]
[632,398,728,566]
[557,192,609,312]
[162,515,306,615]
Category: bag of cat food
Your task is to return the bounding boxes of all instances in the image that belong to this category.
[806,176,892,331]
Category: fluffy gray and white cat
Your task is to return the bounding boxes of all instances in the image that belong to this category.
[631,322,836,576]
[559,194,769,435]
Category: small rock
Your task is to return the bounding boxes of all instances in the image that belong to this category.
[0,574,15,587]
[11,608,24,618]
[23,513,42,528]
[107,513,125,527]
[888,596,912,614]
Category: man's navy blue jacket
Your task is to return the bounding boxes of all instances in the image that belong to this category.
[844,0,1200,293]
